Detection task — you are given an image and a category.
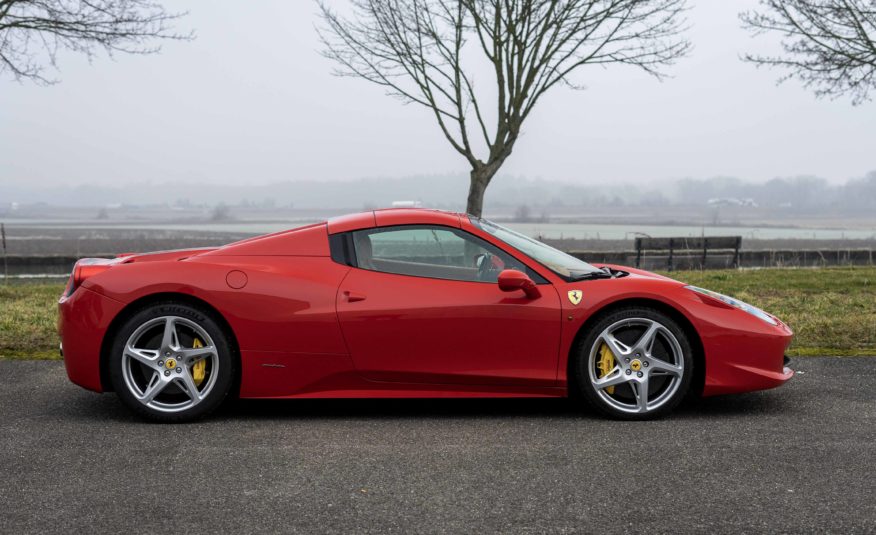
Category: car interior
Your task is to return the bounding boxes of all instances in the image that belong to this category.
[351,226,524,283]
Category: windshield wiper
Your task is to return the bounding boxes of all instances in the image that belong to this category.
[572,268,614,281]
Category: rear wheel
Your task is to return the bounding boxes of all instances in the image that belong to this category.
[573,307,693,420]
[109,302,235,422]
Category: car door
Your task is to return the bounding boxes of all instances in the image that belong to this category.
[335,225,562,387]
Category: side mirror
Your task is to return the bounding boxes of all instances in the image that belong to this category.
[498,269,541,299]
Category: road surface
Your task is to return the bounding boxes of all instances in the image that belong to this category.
[1,357,874,533]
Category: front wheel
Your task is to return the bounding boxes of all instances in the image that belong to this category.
[109,302,235,422]
[573,307,693,420]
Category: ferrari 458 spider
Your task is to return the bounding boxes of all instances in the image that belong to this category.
[59,209,793,421]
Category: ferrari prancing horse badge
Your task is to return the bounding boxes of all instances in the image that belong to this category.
[567,290,583,305]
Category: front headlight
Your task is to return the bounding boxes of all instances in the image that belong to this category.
[685,285,778,326]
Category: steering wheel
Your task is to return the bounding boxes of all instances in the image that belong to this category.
[477,252,496,281]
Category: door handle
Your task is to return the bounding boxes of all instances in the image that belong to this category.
[343,290,367,303]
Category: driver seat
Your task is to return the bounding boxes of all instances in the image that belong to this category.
[354,233,376,270]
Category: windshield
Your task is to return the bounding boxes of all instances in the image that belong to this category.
[470,217,602,280]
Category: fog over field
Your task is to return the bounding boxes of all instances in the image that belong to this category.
[1,1,874,250]
[2,0,875,195]
[2,173,876,217]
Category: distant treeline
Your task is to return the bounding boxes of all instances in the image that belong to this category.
[1,171,874,213]
[673,172,876,211]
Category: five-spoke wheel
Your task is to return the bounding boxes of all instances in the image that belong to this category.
[575,307,693,420]
[110,303,235,422]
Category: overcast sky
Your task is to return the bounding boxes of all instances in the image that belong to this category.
[1,0,874,189]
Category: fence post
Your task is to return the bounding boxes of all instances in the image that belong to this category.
[1,223,6,284]
[667,238,674,272]
[732,237,741,268]
[702,238,708,269]
[635,238,642,269]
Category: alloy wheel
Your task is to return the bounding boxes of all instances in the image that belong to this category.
[587,317,685,415]
[121,316,220,414]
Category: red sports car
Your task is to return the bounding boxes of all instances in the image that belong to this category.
[58,209,794,421]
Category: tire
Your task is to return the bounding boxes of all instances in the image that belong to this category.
[573,307,693,420]
[109,302,235,422]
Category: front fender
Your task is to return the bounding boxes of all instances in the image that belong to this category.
[556,274,792,396]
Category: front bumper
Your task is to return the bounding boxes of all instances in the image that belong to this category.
[685,291,795,397]
[701,322,794,396]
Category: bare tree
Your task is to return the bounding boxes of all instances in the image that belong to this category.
[0,0,190,83]
[318,0,689,216]
[742,0,876,105]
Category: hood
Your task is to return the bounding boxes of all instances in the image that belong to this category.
[595,263,680,283]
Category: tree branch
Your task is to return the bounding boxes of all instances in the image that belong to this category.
[742,0,876,104]
[0,0,191,83]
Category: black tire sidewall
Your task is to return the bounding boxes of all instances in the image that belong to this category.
[573,307,693,420]
[109,302,235,422]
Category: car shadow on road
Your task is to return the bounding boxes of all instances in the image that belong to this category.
[212,390,791,422]
[61,387,791,424]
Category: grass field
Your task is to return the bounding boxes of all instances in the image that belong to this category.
[1,283,64,359]
[1,266,874,360]
[665,267,875,356]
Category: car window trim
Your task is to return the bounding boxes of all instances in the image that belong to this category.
[332,223,549,285]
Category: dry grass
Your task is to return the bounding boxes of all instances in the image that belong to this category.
[1,266,874,359]
[664,267,876,356]
[0,283,64,359]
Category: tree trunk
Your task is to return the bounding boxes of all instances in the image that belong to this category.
[466,164,502,217]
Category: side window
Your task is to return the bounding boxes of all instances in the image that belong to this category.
[351,225,527,283]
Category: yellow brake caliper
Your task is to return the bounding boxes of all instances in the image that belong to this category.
[597,343,616,395]
[192,337,206,387]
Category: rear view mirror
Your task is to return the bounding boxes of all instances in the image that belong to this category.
[498,269,541,299]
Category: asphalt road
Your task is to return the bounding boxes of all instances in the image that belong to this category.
[1,358,874,534]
